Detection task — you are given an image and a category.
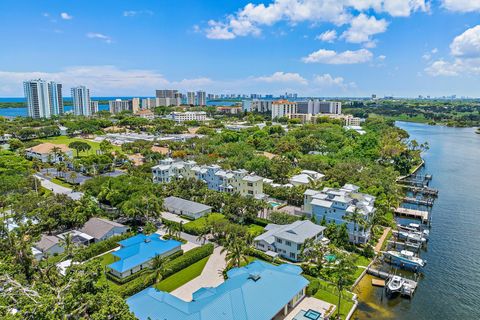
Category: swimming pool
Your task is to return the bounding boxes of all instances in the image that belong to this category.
[268,201,282,208]
[293,309,323,320]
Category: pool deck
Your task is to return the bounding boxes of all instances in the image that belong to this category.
[284,297,336,320]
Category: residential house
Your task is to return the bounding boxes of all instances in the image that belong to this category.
[163,196,212,220]
[127,261,309,320]
[33,234,64,260]
[135,109,155,120]
[303,184,375,244]
[289,170,325,186]
[254,220,327,262]
[79,217,129,242]
[152,158,266,198]
[107,233,181,278]
[25,142,73,163]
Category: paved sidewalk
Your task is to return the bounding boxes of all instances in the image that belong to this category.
[375,227,391,253]
[171,246,227,301]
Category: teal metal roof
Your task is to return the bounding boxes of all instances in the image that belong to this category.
[109,234,181,273]
[126,260,309,320]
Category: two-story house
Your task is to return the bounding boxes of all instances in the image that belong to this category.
[303,184,375,244]
[254,220,327,262]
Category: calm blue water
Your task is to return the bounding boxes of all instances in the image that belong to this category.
[0,97,238,117]
[356,122,480,319]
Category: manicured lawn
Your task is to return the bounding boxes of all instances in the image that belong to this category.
[95,253,123,291]
[39,135,121,156]
[247,224,264,236]
[154,256,209,292]
[51,177,75,188]
[183,213,227,234]
[314,281,355,320]
[354,255,371,267]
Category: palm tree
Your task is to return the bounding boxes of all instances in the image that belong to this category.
[151,255,170,284]
[326,252,357,320]
[51,146,62,163]
[221,234,249,269]
[59,233,74,258]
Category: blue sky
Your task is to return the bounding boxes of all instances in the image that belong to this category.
[1,0,480,97]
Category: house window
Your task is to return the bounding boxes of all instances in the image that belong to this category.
[286,241,292,246]
[247,182,253,187]
[277,238,283,244]
[248,190,254,195]
[290,252,296,259]
[297,244,302,250]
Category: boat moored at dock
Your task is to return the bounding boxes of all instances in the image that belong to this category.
[384,250,426,271]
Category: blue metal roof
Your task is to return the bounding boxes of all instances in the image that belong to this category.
[109,234,181,273]
[126,260,309,320]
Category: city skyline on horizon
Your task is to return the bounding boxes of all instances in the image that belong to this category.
[2,0,480,97]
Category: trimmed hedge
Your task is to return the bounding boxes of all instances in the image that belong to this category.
[162,243,214,278]
[245,247,275,263]
[74,232,133,262]
[248,217,270,227]
[117,243,214,298]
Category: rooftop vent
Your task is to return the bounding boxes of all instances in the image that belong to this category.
[144,239,151,243]
[248,273,261,282]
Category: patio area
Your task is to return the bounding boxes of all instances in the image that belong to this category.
[283,297,336,320]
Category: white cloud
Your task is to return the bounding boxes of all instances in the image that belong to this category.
[426,25,480,76]
[255,72,308,84]
[450,25,480,58]
[0,66,360,96]
[341,14,388,43]
[316,30,337,42]
[431,48,438,54]
[203,0,428,40]
[302,48,373,64]
[378,55,386,60]
[313,73,356,89]
[123,10,154,17]
[442,0,480,12]
[60,12,73,20]
[86,32,113,44]
[422,53,431,60]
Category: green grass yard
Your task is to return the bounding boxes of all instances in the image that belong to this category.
[314,281,355,320]
[154,256,209,292]
[39,136,121,156]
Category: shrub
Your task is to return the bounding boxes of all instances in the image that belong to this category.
[304,275,320,296]
[162,243,214,278]
[245,247,274,263]
[183,213,227,236]
[248,217,270,227]
[74,232,133,262]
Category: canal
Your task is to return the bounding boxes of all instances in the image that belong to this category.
[353,121,480,319]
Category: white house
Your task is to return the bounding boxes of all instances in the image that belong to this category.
[33,234,64,260]
[289,170,325,186]
[163,196,212,220]
[25,143,73,163]
[254,220,327,262]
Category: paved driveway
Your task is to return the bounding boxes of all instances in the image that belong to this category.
[171,246,227,301]
[161,211,190,224]
[34,174,84,200]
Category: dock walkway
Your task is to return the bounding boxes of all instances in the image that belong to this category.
[395,207,429,223]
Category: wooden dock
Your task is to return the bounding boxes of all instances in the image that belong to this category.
[387,240,422,252]
[366,268,418,298]
[372,279,385,287]
[395,207,429,223]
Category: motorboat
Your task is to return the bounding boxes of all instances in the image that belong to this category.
[384,250,426,271]
[397,230,427,244]
[397,223,429,239]
[386,275,405,297]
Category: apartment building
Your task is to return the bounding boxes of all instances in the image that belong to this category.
[141,98,157,109]
[24,79,64,118]
[90,101,99,114]
[169,111,207,123]
[152,158,266,198]
[196,91,206,106]
[297,100,342,115]
[271,100,297,119]
[303,184,376,244]
[251,99,273,113]
[71,86,91,116]
[187,91,195,105]
[109,99,133,114]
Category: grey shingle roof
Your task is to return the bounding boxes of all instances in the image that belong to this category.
[164,196,212,214]
[79,217,126,240]
[255,220,325,244]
